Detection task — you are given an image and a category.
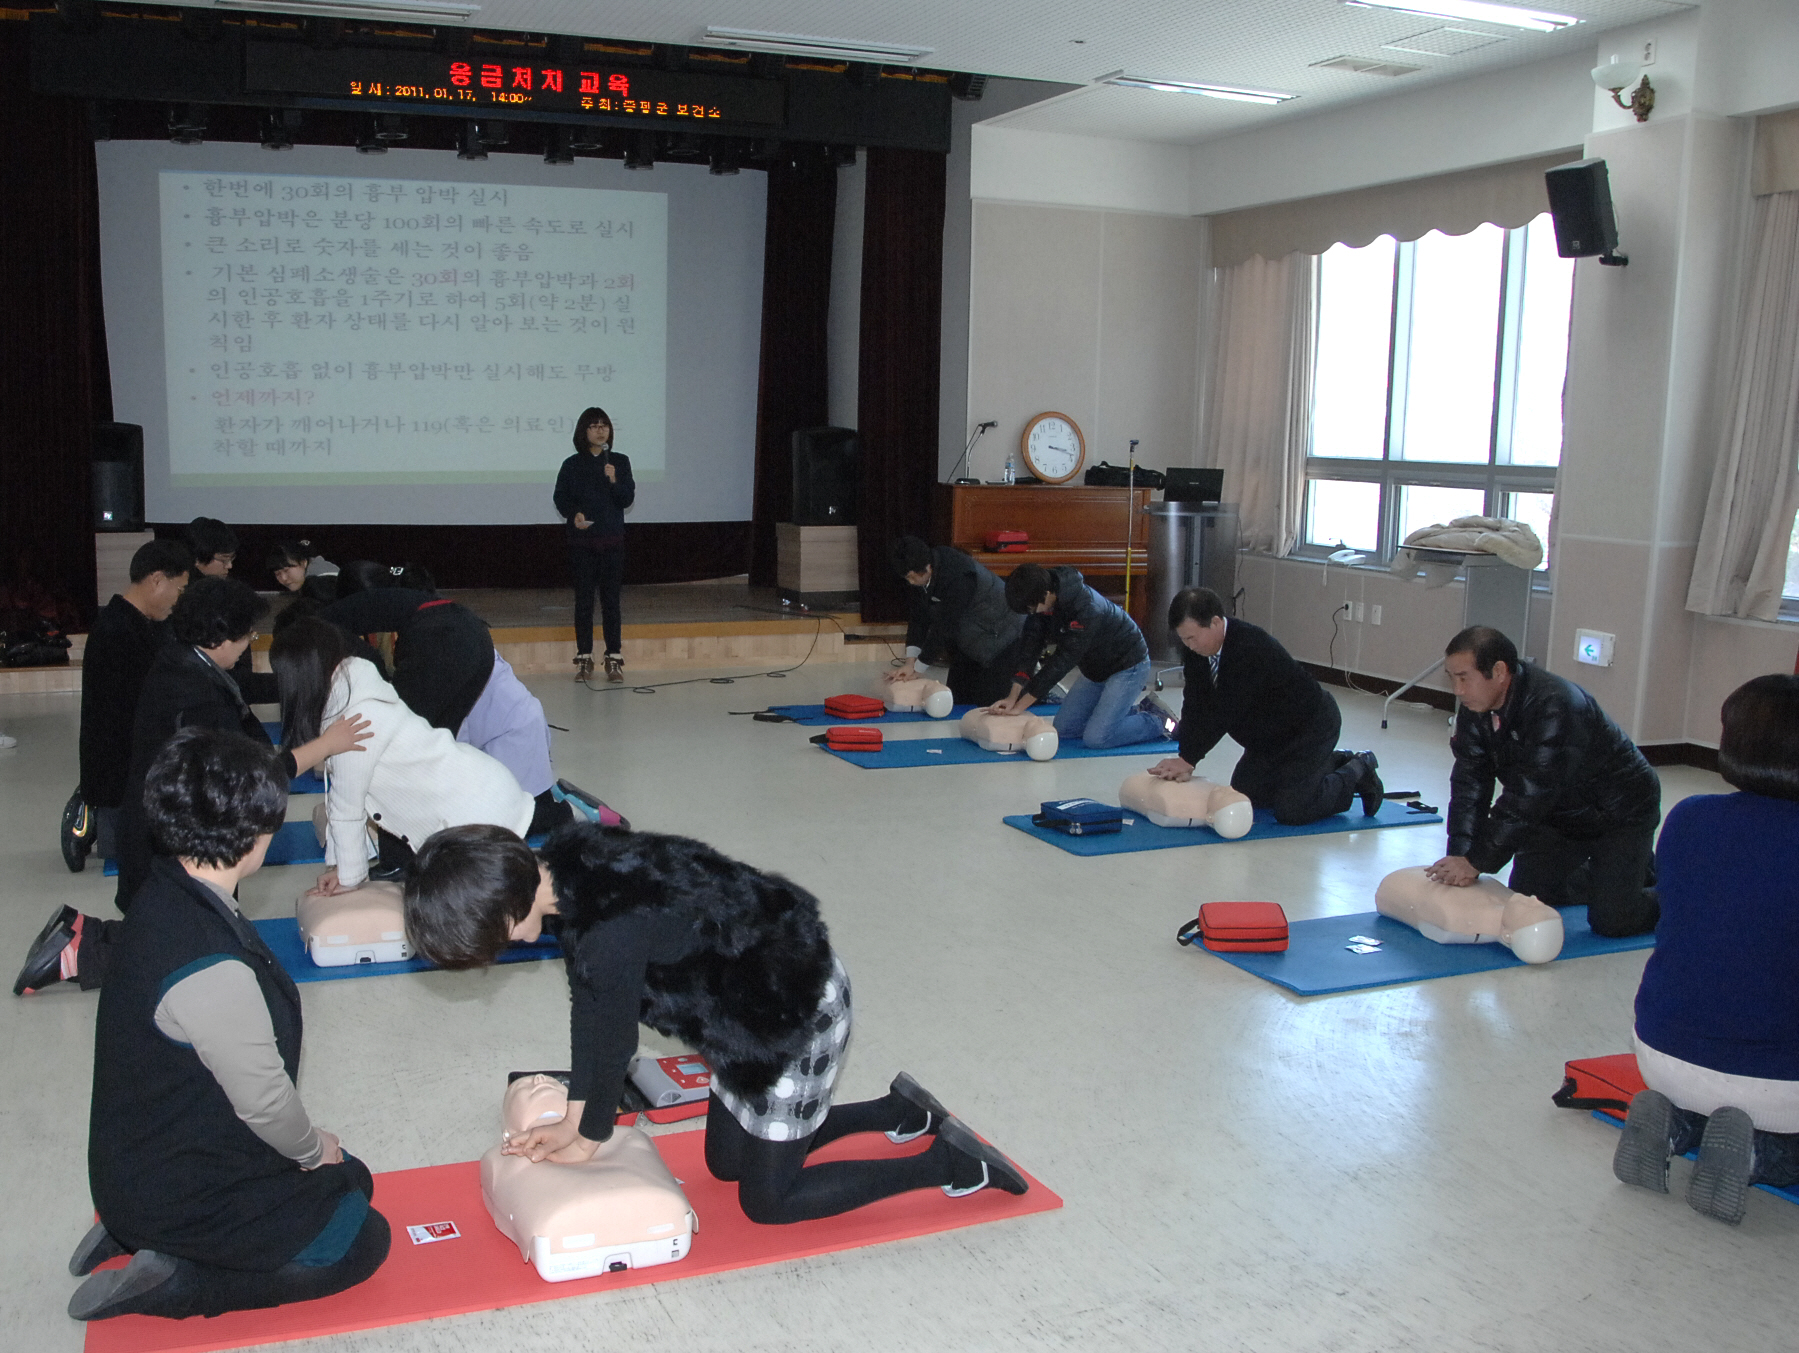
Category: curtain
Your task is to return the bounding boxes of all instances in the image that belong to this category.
[1198,252,1315,557]
[0,21,108,622]
[1686,192,1799,621]
[748,159,838,587]
[855,147,946,623]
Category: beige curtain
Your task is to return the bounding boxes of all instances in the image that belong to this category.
[1687,191,1799,620]
[1199,251,1314,555]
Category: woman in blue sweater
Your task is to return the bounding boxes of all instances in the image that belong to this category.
[1616,673,1799,1223]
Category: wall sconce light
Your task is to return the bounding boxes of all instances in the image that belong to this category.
[1592,57,1654,122]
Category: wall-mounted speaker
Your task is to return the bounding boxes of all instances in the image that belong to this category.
[92,421,144,532]
[791,427,860,527]
[1545,158,1626,264]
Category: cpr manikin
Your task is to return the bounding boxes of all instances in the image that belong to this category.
[1374,866,1565,963]
[295,881,412,966]
[481,1073,696,1283]
[882,675,954,719]
[959,709,1059,760]
[1117,771,1254,839]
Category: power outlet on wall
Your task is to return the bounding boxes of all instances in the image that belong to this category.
[1370,604,1382,625]
[1352,602,1365,622]
[1640,38,1656,66]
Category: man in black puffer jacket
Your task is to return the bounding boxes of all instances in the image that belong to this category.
[1426,626,1661,937]
[887,536,1024,706]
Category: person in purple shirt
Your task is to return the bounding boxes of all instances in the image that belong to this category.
[1614,674,1799,1223]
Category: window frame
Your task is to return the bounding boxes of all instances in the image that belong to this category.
[1295,221,1563,567]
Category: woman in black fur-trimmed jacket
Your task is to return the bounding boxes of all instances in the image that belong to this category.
[404,822,1030,1224]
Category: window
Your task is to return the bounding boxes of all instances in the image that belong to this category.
[1300,212,1572,567]
[1784,512,1799,612]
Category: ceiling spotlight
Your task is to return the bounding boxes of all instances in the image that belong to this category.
[700,26,932,64]
[566,124,607,152]
[457,120,487,160]
[1340,0,1580,33]
[544,125,575,166]
[1096,72,1299,104]
[167,103,209,145]
[259,108,296,150]
[624,131,657,171]
[708,144,741,176]
[828,143,857,168]
[948,72,988,101]
[354,113,386,153]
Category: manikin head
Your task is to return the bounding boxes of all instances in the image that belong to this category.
[1444,626,1519,714]
[574,406,613,455]
[1003,565,1057,616]
[170,576,268,672]
[1169,587,1228,659]
[144,726,288,880]
[183,516,239,578]
[405,823,552,968]
[886,675,954,718]
[889,535,933,590]
[124,538,194,620]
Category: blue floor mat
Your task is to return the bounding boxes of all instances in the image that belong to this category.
[1191,905,1655,996]
[103,820,324,876]
[1590,1111,1799,1206]
[823,735,1176,769]
[263,721,325,793]
[254,916,561,983]
[1002,799,1441,855]
[767,702,1058,727]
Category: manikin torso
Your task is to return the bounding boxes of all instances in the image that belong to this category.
[1374,866,1564,963]
[882,676,954,718]
[294,880,412,966]
[481,1073,696,1282]
[1117,771,1254,838]
[959,709,1059,759]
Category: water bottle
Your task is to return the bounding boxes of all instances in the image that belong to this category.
[1002,451,1016,486]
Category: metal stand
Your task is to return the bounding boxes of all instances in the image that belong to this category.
[1380,549,1534,728]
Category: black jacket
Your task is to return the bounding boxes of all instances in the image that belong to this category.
[1447,661,1661,873]
[553,449,636,545]
[78,595,168,808]
[89,858,355,1270]
[540,825,834,1143]
[906,548,1023,668]
[115,645,288,910]
[1176,619,1339,767]
[1012,566,1148,701]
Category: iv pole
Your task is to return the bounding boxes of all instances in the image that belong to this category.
[1122,439,1140,615]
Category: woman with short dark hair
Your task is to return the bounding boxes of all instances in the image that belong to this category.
[1615,674,1799,1223]
[553,406,635,683]
[69,726,390,1322]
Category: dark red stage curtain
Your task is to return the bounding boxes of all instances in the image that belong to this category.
[0,21,109,624]
[747,159,837,586]
[855,147,947,622]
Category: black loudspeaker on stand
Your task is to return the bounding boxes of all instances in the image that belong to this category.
[790,427,860,526]
[92,422,145,532]
[1544,158,1628,267]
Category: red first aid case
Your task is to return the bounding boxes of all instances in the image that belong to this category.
[823,694,886,719]
[824,726,883,752]
[1551,1054,1645,1121]
[983,529,1030,552]
[1194,901,1289,952]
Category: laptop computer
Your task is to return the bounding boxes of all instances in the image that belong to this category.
[1163,467,1223,503]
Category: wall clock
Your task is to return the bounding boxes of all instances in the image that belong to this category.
[1020,412,1086,485]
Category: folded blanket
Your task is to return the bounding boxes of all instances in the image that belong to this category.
[1390,515,1543,575]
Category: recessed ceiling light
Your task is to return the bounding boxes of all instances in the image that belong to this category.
[1342,0,1581,33]
[700,27,933,63]
[1096,72,1299,104]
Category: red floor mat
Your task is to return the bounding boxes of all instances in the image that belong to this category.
[84,1128,1061,1353]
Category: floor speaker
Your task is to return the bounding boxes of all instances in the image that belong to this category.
[93,422,144,532]
[1545,158,1620,259]
[791,427,860,527]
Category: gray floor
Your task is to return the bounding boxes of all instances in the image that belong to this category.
[2,665,1793,1352]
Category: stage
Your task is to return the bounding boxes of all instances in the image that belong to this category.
[0,578,906,696]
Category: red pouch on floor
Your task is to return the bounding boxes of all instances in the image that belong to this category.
[983,529,1029,552]
[1179,901,1289,952]
[1552,1053,1644,1121]
[824,694,886,719]
[823,726,883,752]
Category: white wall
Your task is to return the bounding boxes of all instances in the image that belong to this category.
[969,125,1193,216]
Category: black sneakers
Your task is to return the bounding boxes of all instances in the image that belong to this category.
[939,1117,1030,1197]
[1351,750,1384,816]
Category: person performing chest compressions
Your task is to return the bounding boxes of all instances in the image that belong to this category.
[886,536,1025,708]
[1149,587,1383,824]
[1426,626,1661,938]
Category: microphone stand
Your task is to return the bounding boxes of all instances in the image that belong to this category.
[949,422,996,485]
[1122,439,1140,614]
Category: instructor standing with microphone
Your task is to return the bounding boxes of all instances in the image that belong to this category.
[554,407,635,684]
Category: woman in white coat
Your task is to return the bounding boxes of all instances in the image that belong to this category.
[270,616,534,892]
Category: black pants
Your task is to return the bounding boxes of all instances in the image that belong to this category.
[1660,1105,1799,1187]
[1229,703,1359,825]
[529,789,576,836]
[570,544,624,656]
[123,1156,391,1320]
[703,1091,952,1225]
[392,606,494,733]
[945,640,1023,707]
[1507,821,1660,938]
